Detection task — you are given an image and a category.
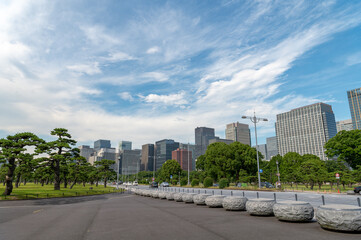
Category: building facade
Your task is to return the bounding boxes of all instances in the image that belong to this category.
[155,139,179,170]
[266,136,278,160]
[94,139,111,151]
[141,144,154,172]
[347,87,361,130]
[179,143,196,171]
[171,148,193,171]
[119,149,141,175]
[209,137,234,145]
[225,122,251,145]
[254,144,267,160]
[119,141,132,151]
[336,119,354,132]
[78,145,95,161]
[275,102,337,160]
[195,127,215,159]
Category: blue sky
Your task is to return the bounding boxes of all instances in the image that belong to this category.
[1,0,361,149]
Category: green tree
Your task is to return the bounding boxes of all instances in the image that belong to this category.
[68,149,89,189]
[280,152,303,187]
[299,154,327,190]
[158,159,181,182]
[325,130,361,169]
[95,159,116,188]
[38,128,77,190]
[0,132,44,195]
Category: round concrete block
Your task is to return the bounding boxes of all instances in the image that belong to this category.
[145,190,152,197]
[316,204,361,232]
[205,195,226,208]
[246,198,275,216]
[174,192,186,202]
[182,193,197,203]
[166,192,175,200]
[151,191,159,198]
[193,194,211,205]
[273,201,314,222]
[347,191,356,195]
[222,196,248,211]
[158,191,167,199]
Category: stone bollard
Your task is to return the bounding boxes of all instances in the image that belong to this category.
[246,198,275,216]
[182,193,197,203]
[273,201,314,222]
[166,192,176,201]
[193,194,211,205]
[151,191,159,198]
[222,196,248,211]
[316,204,361,232]
[158,191,167,199]
[205,195,226,208]
[174,192,186,202]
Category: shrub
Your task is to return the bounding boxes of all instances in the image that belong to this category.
[219,178,229,189]
[203,177,213,188]
[171,180,178,185]
[180,178,188,186]
[191,179,199,187]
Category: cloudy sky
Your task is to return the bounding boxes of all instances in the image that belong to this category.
[1,0,361,148]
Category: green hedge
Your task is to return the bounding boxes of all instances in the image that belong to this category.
[180,178,188,186]
[219,178,229,189]
[191,179,199,187]
[203,177,213,188]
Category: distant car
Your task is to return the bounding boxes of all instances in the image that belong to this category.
[354,186,361,194]
[118,181,123,185]
[133,181,138,186]
[213,183,219,187]
[160,182,170,187]
[261,182,275,188]
[149,182,158,188]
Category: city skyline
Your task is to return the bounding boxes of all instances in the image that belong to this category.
[1,1,361,149]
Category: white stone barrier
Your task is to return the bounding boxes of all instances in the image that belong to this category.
[222,196,248,211]
[246,198,275,216]
[193,194,211,205]
[273,201,314,222]
[316,204,361,232]
[174,192,185,202]
[205,195,226,208]
[158,191,167,199]
[151,191,159,198]
[182,193,197,203]
[166,192,175,200]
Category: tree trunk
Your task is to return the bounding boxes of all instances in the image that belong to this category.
[3,158,16,195]
[104,177,107,188]
[53,160,61,190]
[15,174,21,188]
[45,177,49,185]
[63,177,68,188]
[83,182,86,187]
[330,182,333,190]
[70,178,77,189]
[41,180,44,186]
[96,180,99,187]
[310,182,314,190]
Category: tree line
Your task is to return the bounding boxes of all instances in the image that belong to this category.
[0,128,116,195]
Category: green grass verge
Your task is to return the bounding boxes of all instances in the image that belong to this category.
[0,183,123,200]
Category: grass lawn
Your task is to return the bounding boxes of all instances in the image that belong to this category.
[0,183,123,200]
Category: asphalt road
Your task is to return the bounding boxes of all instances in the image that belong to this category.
[1,192,360,240]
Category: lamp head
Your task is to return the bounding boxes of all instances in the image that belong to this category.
[241,116,247,119]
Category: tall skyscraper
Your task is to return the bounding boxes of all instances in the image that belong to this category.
[336,119,353,132]
[172,148,192,171]
[254,144,267,160]
[78,145,95,160]
[209,137,233,145]
[225,122,251,146]
[275,103,337,160]
[119,141,132,151]
[347,87,361,130]
[195,127,215,159]
[119,149,141,175]
[179,143,196,170]
[155,139,179,170]
[141,144,154,171]
[266,136,278,160]
[94,139,111,151]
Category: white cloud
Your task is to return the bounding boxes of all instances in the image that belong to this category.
[140,72,169,82]
[118,92,134,101]
[104,51,136,62]
[146,46,160,54]
[67,62,101,75]
[346,51,361,66]
[81,25,120,46]
[142,92,188,105]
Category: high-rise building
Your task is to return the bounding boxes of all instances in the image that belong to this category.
[209,137,234,145]
[225,122,251,146]
[253,144,267,160]
[119,149,141,175]
[78,145,95,161]
[347,87,361,130]
[275,102,337,160]
[88,147,117,170]
[179,143,196,171]
[119,141,132,151]
[195,127,215,159]
[94,139,111,151]
[155,139,179,170]
[141,144,154,171]
[172,148,192,171]
[336,119,353,132]
[266,136,278,160]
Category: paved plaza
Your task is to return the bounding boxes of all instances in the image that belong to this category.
[0,192,360,240]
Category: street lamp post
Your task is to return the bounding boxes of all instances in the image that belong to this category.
[187,143,190,186]
[242,112,268,189]
[276,160,280,188]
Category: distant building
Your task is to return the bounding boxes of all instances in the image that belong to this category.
[155,139,179,170]
[78,145,95,160]
[119,141,132,151]
[141,144,154,171]
[172,148,192,171]
[275,102,337,160]
[94,139,111,151]
[347,87,361,130]
[225,122,251,145]
[336,119,354,132]
[119,149,141,175]
[179,143,196,170]
[253,144,267,160]
[88,147,117,171]
[209,137,234,145]
[266,136,278,160]
[195,127,215,159]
